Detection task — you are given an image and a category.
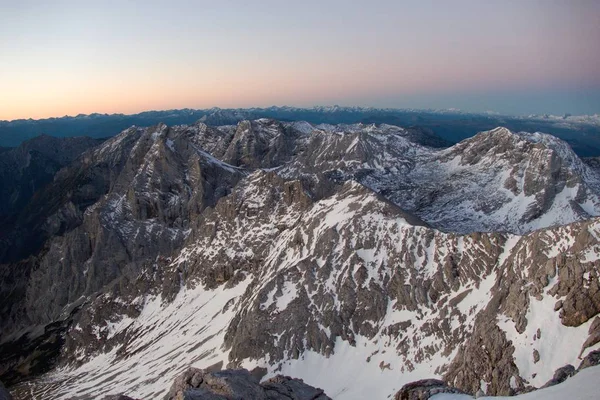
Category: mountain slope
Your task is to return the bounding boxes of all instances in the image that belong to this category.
[1,120,599,400]
[274,124,600,234]
[10,171,599,399]
[380,127,600,234]
[0,135,102,220]
[0,123,245,385]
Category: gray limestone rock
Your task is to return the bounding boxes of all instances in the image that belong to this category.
[578,350,600,370]
[533,349,540,364]
[541,364,576,388]
[165,367,206,400]
[164,368,330,400]
[394,379,466,400]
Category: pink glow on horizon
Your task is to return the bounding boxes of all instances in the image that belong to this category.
[1,1,599,119]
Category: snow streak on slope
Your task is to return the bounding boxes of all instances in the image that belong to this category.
[30,277,250,399]
[389,128,600,234]
[272,124,600,234]
[497,295,600,388]
[23,171,600,399]
[8,122,600,400]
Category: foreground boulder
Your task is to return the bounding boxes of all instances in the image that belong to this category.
[394,379,466,400]
[165,367,331,400]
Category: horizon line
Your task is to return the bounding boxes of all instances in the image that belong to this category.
[1,104,597,124]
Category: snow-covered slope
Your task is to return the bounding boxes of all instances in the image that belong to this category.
[249,122,600,234]
[3,121,600,400]
[13,171,599,399]
[360,127,600,234]
[433,365,600,400]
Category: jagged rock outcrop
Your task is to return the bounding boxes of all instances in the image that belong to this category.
[275,125,600,234]
[443,319,522,396]
[383,127,600,234]
[0,135,102,262]
[578,349,600,370]
[0,135,102,219]
[0,123,244,384]
[541,364,576,388]
[17,168,596,399]
[394,379,466,400]
[165,368,330,400]
[221,119,300,169]
[443,218,600,395]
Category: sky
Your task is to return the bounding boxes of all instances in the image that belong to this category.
[0,0,599,120]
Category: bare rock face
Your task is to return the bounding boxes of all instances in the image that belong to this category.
[578,350,600,370]
[221,119,301,169]
[541,365,576,388]
[443,315,522,396]
[262,375,331,400]
[0,135,102,221]
[0,123,244,382]
[165,368,330,400]
[166,368,209,400]
[22,167,598,398]
[533,349,540,364]
[394,379,466,400]
[0,135,103,263]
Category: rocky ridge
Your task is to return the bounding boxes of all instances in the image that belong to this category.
[0,120,599,399]
[0,135,102,260]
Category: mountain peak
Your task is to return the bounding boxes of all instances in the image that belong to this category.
[488,126,514,136]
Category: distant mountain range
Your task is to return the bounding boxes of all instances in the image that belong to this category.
[2,106,600,156]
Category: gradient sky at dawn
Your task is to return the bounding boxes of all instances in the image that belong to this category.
[1,0,599,120]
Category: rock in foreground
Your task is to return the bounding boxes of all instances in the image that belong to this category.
[165,367,331,400]
[394,379,466,400]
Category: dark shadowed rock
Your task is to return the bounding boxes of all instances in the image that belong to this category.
[541,364,576,388]
[165,368,330,400]
[533,349,540,364]
[166,367,206,399]
[200,369,265,399]
[181,388,228,400]
[394,379,466,400]
[578,350,600,370]
[0,135,102,222]
[262,375,330,400]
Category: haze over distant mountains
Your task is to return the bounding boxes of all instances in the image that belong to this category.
[2,106,600,156]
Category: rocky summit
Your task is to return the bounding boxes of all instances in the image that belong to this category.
[1,120,599,399]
